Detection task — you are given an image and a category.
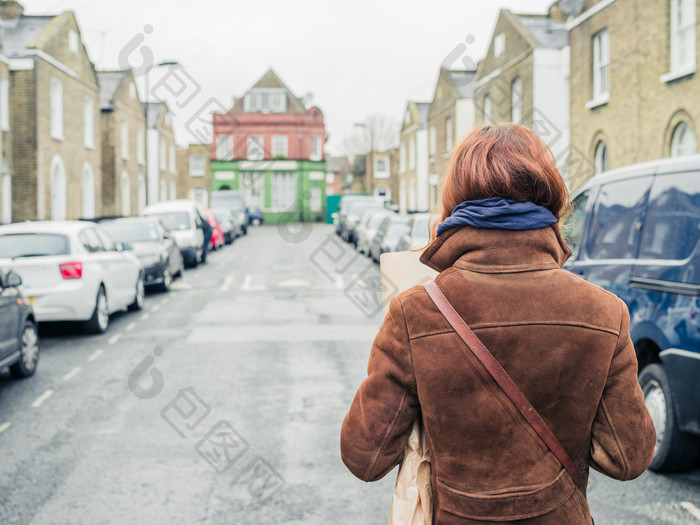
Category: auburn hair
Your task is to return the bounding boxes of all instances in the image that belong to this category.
[438,123,569,224]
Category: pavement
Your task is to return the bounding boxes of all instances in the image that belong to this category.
[0,224,698,524]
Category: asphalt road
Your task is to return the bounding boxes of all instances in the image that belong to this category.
[0,224,698,524]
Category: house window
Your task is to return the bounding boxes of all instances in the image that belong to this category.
[160,139,166,170]
[240,172,265,208]
[82,163,94,219]
[271,172,296,211]
[169,144,176,174]
[310,136,322,160]
[0,78,9,132]
[2,162,11,224]
[50,77,63,140]
[83,97,94,149]
[399,143,407,173]
[121,121,129,160]
[246,93,262,112]
[216,135,233,160]
[270,93,287,113]
[190,155,205,176]
[247,135,264,160]
[670,122,697,157]
[483,95,493,123]
[594,140,609,174]
[409,136,416,170]
[69,30,79,54]
[137,129,145,165]
[592,30,610,101]
[445,116,454,151]
[271,135,288,158]
[671,0,696,73]
[494,33,506,58]
[429,126,436,155]
[376,158,387,173]
[511,77,522,124]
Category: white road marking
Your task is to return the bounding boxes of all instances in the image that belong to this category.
[170,281,192,290]
[335,274,344,290]
[87,349,103,362]
[681,502,700,520]
[151,304,161,313]
[220,274,234,292]
[160,297,169,305]
[241,274,266,291]
[108,333,122,345]
[62,366,82,381]
[242,274,253,290]
[0,422,11,435]
[125,322,136,332]
[31,389,54,408]
[140,312,150,321]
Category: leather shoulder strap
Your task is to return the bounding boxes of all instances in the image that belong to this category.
[424,281,587,495]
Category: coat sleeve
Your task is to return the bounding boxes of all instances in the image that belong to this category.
[340,296,420,482]
[590,299,656,480]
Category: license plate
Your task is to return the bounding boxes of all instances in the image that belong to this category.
[28,297,35,306]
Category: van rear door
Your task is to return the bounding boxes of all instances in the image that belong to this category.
[571,174,654,305]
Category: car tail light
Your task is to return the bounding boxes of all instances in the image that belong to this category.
[59,261,83,279]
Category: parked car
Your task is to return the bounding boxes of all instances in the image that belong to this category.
[342,200,387,244]
[356,210,394,256]
[101,217,184,292]
[370,215,410,262]
[0,269,39,378]
[248,206,264,226]
[335,195,374,237]
[142,200,205,268]
[396,213,435,252]
[210,191,248,235]
[562,154,700,472]
[205,210,225,251]
[0,221,144,333]
[209,208,236,244]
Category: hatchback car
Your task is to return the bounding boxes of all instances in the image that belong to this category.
[0,269,39,379]
[101,217,184,292]
[205,211,225,251]
[370,215,409,262]
[562,154,700,472]
[0,221,144,333]
[209,208,236,244]
[396,213,435,252]
[356,210,393,256]
[342,200,387,245]
[143,200,205,268]
[335,195,374,237]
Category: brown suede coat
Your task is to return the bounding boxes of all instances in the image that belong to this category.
[340,225,656,524]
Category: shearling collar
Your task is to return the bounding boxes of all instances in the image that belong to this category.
[419,224,572,274]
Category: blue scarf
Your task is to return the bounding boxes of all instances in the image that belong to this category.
[437,197,557,236]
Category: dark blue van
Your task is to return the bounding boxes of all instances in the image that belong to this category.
[563,154,700,473]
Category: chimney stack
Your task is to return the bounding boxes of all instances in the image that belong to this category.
[0,1,24,21]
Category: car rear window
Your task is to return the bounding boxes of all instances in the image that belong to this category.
[0,233,70,258]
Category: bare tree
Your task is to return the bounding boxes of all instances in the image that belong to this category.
[339,114,400,161]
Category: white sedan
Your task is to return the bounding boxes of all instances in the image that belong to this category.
[0,221,145,333]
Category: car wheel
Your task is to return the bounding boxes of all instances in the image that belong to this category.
[9,320,39,379]
[128,274,145,311]
[640,363,700,472]
[252,218,261,226]
[159,269,172,292]
[85,286,109,333]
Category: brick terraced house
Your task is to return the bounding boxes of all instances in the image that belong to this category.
[211,69,327,223]
[398,101,430,214]
[98,69,146,216]
[568,0,700,190]
[1,0,101,221]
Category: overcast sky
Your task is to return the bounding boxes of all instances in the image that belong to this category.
[24,0,554,154]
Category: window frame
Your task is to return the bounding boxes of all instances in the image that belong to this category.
[592,29,610,101]
[190,155,205,176]
[671,0,696,74]
[310,136,322,161]
[511,77,523,124]
[83,96,94,149]
[271,135,288,158]
[594,140,609,174]
[50,77,64,141]
[670,121,697,157]
[216,134,234,161]
[0,78,9,132]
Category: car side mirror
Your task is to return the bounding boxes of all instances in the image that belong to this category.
[5,270,22,287]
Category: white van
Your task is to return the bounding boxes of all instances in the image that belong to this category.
[143,200,205,267]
